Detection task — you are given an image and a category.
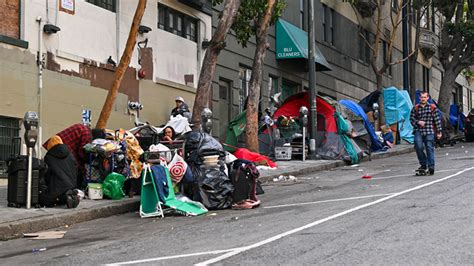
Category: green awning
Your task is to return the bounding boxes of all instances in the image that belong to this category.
[276,19,331,71]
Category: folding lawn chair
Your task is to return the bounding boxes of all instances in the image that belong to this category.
[139,163,164,218]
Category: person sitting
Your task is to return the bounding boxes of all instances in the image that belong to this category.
[381,125,394,148]
[43,123,106,188]
[39,135,80,208]
[171,96,192,122]
[161,126,176,145]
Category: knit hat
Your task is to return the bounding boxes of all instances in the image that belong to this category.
[46,135,63,150]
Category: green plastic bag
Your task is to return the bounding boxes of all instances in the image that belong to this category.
[102,172,126,200]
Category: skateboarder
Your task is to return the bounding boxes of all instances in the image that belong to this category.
[410,91,443,175]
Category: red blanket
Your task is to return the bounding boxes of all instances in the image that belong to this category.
[233,148,278,168]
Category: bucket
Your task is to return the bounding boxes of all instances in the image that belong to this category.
[88,183,103,200]
[203,155,219,166]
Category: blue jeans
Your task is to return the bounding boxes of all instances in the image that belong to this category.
[414,131,435,169]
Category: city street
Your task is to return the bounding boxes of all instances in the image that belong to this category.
[0,143,473,265]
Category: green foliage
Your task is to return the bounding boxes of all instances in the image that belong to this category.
[446,20,474,41]
[462,68,474,78]
[232,0,286,47]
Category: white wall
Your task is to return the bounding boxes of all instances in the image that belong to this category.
[24,0,117,72]
[22,0,211,87]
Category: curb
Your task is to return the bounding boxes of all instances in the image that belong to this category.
[259,146,414,183]
[0,199,139,241]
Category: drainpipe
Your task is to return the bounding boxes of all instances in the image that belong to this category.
[36,16,43,158]
[116,1,121,63]
[402,0,409,91]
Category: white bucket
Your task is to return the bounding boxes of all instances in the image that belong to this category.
[88,183,103,200]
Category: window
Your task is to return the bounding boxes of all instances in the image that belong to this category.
[468,90,473,110]
[239,66,252,112]
[0,116,20,178]
[268,76,280,104]
[422,66,430,93]
[391,0,399,11]
[382,40,391,75]
[219,79,230,100]
[358,29,370,63]
[322,5,334,45]
[299,0,306,30]
[86,0,116,12]
[322,4,326,42]
[158,4,199,42]
[421,10,430,29]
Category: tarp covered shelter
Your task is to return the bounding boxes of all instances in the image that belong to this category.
[383,87,414,143]
[340,99,384,152]
[272,92,362,163]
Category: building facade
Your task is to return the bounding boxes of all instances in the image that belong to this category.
[210,0,474,139]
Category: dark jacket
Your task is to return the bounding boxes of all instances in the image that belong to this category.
[43,144,78,201]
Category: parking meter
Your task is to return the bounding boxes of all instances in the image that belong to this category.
[201,108,213,134]
[372,103,379,121]
[24,111,39,148]
[299,106,309,161]
[23,111,38,209]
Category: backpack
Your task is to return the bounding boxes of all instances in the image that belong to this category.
[414,103,438,133]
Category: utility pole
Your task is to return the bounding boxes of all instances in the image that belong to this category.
[402,0,409,91]
[308,0,318,159]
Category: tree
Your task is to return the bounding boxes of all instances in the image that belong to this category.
[191,0,242,130]
[96,0,147,129]
[435,0,473,115]
[231,0,285,152]
[345,0,416,126]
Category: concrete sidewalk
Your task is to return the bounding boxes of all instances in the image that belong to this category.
[0,144,413,240]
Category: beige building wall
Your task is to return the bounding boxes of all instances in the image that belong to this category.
[0,44,196,157]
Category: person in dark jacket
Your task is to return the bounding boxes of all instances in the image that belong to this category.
[39,135,80,208]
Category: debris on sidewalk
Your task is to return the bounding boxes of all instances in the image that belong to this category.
[32,247,47,253]
[273,175,297,182]
[24,231,67,240]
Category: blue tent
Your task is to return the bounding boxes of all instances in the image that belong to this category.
[340,99,384,152]
[383,87,414,143]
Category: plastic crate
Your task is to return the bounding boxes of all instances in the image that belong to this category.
[275,146,292,161]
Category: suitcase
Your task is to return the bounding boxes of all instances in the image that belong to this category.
[7,156,45,208]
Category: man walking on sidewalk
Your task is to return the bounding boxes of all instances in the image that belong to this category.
[410,91,443,175]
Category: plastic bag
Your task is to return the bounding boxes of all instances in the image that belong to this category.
[168,154,188,183]
[102,172,126,200]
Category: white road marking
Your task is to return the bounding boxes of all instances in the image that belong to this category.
[106,248,240,265]
[263,193,394,209]
[371,168,457,180]
[196,166,474,265]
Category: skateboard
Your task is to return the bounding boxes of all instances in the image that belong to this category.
[415,169,428,176]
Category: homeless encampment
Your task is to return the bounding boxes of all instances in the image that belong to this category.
[383,87,414,144]
[339,99,385,152]
[272,92,363,164]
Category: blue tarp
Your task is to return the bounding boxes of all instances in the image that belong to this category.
[340,99,384,152]
[383,87,414,143]
[449,104,465,131]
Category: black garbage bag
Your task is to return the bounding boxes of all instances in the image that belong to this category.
[184,131,225,163]
[198,168,234,210]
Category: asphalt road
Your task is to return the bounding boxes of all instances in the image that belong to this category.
[1,143,473,265]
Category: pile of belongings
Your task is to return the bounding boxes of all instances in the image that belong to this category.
[83,129,144,199]
[139,130,263,217]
